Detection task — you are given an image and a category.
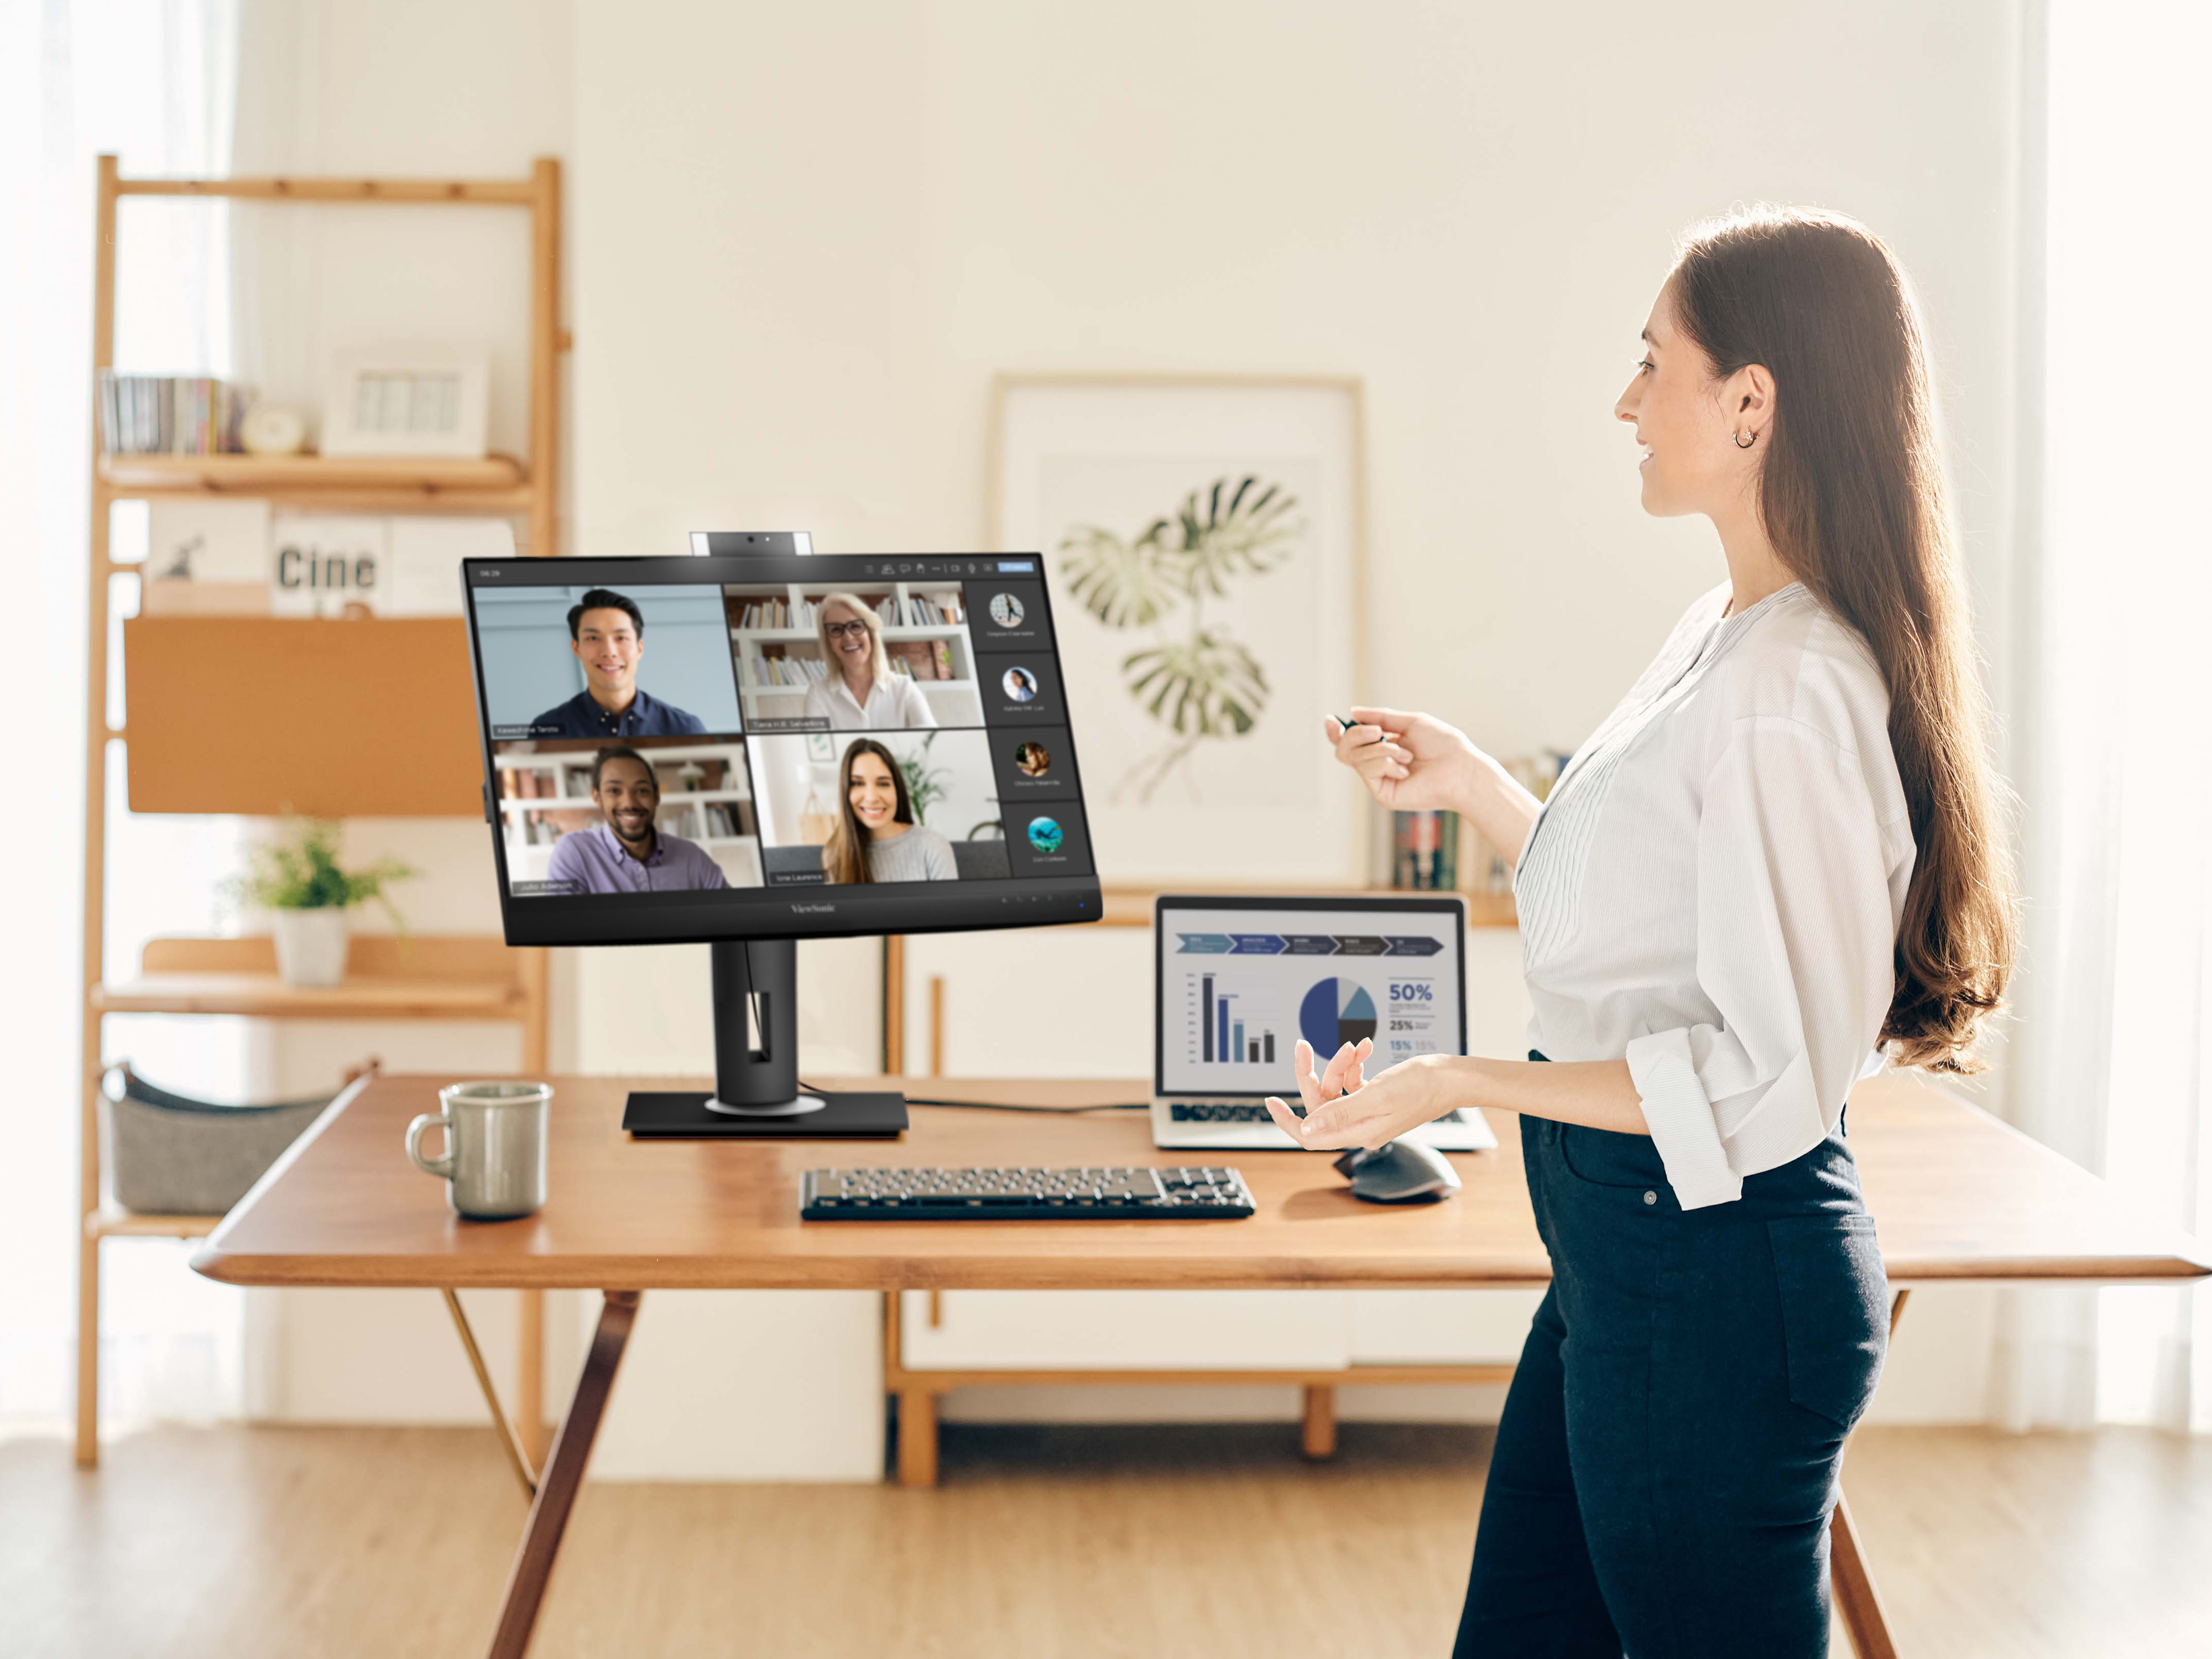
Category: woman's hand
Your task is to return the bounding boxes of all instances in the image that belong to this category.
[1264,1040,1465,1151]
[1325,706,1486,815]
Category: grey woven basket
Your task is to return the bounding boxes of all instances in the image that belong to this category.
[100,1063,333,1217]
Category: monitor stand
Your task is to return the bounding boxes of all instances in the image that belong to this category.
[620,940,910,1138]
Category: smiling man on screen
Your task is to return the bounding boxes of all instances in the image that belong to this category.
[546,748,728,895]
[531,588,709,738]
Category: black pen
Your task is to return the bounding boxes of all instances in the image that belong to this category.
[1335,714,1386,748]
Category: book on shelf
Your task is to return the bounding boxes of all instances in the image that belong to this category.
[1392,809,1460,891]
[886,639,951,680]
[99,373,251,456]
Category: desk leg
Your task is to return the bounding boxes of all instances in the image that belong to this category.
[1831,1288,1911,1658]
[517,1290,547,1465]
[484,1290,640,1659]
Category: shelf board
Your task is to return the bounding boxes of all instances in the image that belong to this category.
[1088,884,1517,929]
[743,679,974,695]
[86,1207,224,1241]
[98,451,530,502]
[732,624,968,641]
[93,934,535,1020]
[94,972,529,1020]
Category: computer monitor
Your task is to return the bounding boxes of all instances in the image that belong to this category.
[460,548,1101,1135]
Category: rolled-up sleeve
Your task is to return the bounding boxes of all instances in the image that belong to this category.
[1623,716,1912,1209]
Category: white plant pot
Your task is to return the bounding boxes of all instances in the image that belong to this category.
[272,907,351,987]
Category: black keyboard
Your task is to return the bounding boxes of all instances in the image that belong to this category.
[800,1165,1255,1220]
[1168,1102,1470,1125]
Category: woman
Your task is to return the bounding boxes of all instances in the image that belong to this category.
[821,737,957,884]
[801,593,936,729]
[1266,207,2014,1656]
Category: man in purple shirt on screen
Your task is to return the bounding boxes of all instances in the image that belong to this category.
[545,747,729,895]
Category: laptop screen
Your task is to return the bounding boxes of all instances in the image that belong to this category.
[1154,895,1467,1098]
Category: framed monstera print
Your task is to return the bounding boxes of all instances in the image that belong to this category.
[988,374,1370,886]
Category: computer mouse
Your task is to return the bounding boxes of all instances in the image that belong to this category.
[1333,1140,1462,1204]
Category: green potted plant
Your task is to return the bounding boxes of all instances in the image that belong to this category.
[226,820,415,987]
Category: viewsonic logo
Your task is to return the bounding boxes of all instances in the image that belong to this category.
[790,902,837,914]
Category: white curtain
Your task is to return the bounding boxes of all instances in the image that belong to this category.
[0,0,248,1428]
[1996,0,2212,1432]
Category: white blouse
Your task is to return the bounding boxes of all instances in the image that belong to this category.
[1512,581,1916,1209]
[801,671,937,731]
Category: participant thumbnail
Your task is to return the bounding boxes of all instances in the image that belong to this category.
[477,584,744,740]
[991,726,1078,802]
[493,737,761,895]
[974,577,1052,647]
[725,580,986,732]
[747,728,1018,885]
[972,651,1066,724]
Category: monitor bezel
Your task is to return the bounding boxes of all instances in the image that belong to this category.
[1152,892,1470,1099]
[462,552,1101,947]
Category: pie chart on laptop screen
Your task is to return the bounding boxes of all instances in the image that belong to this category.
[1299,978,1379,1052]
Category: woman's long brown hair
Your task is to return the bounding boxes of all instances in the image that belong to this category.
[821,737,912,886]
[1671,206,2015,1072]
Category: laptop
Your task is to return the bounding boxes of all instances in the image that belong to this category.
[1149,894,1498,1153]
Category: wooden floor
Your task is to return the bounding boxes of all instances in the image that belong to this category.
[4,1420,2208,1657]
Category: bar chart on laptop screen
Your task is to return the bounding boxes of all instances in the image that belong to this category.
[1164,909,1458,1094]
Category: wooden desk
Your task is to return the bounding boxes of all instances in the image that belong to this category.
[195,1072,2207,1659]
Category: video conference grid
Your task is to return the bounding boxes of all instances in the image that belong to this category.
[473,559,1093,904]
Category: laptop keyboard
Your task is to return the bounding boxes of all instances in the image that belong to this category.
[1168,1102,1468,1125]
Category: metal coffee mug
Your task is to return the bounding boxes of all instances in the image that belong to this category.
[406,1081,551,1220]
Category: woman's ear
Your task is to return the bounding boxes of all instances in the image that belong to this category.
[1726,363,1777,446]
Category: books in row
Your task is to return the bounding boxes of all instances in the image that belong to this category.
[733,597,821,631]
[1392,810,1461,891]
[100,373,251,456]
[498,764,593,802]
[877,592,964,627]
[689,802,752,839]
[750,653,831,688]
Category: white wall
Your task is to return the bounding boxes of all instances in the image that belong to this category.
[573,0,2027,1446]
[218,0,2030,1462]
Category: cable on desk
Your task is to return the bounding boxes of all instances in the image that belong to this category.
[801,1082,1145,1114]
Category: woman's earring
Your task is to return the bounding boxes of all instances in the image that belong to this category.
[1734,430,1757,449]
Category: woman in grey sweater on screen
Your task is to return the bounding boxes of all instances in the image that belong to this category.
[821,737,957,884]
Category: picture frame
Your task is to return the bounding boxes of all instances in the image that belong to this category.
[988,373,1369,888]
[320,346,489,459]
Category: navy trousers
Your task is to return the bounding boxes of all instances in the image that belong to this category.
[1452,1055,1889,1658]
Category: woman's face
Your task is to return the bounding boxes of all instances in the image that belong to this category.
[823,604,873,674]
[1614,282,1764,519]
[847,752,901,836]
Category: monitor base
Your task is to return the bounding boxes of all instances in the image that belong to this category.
[623,1088,909,1139]
[702,1094,826,1119]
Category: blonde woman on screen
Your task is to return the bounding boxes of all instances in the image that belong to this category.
[820,738,956,884]
[801,593,936,730]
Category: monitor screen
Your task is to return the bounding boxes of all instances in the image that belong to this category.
[463,553,1100,946]
[1154,897,1466,1097]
